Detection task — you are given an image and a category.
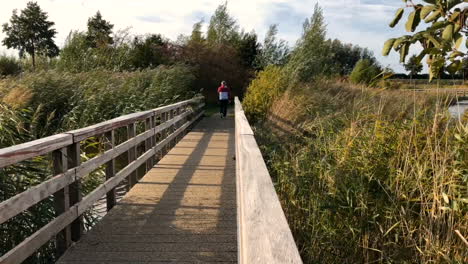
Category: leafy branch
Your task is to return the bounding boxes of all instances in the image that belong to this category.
[383,0,468,80]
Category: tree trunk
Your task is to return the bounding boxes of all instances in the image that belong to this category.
[32,51,36,70]
[31,43,36,70]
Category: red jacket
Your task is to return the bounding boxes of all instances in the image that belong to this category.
[217,85,230,100]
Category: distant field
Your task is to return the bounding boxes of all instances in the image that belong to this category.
[388,79,468,90]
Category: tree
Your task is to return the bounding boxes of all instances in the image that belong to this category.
[206,2,239,45]
[129,34,171,69]
[286,3,330,82]
[236,31,260,68]
[86,11,114,48]
[190,20,205,44]
[256,24,289,69]
[2,1,59,69]
[383,0,467,80]
[404,54,423,79]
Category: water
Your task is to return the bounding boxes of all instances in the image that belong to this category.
[448,100,468,119]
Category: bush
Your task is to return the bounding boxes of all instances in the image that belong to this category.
[0,55,22,77]
[242,65,287,122]
[350,59,382,86]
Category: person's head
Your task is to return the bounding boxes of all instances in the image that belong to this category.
[221,81,226,86]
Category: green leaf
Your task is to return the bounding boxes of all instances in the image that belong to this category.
[424,33,442,48]
[454,33,463,49]
[390,8,404,28]
[393,36,410,51]
[447,60,461,74]
[450,50,464,59]
[421,5,436,19]
[442,24,454,41]
[424,10,441,23]
[382,38,396,56]
[406,10,422,32]
[399,43,409,63]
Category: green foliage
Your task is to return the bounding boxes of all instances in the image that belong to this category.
[250,80,467,263]
[86,11,114,48]
[328,39,376,75]
[57,30,133,72]
[349,59,382,86]
[129,34,172,69]
[286,4,329,82]
[255,24,290,69]
[0,55,22,77]
[206,2,239,45]
[404,54,424,78]
[236,31,260,68]
[2,1,59,69]
[0,67,197,134]
[384,0,467,80]
[242,65,286,121]
[190,20,205,44]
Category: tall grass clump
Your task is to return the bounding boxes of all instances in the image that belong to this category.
[0,65,197,135]
[0,55,22,77]
[244,78,468,263]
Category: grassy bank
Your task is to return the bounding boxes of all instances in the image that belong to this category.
[244,79,467,263]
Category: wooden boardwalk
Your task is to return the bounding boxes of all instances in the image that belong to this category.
[58,115,237,263]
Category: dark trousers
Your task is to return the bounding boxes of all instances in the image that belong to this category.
[219,100,228,117]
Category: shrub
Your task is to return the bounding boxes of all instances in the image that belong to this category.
[242,65,287,122]
[0,55,22,77]
[350,59,382,86]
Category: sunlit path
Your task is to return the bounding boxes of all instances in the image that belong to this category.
[57,115,237,263]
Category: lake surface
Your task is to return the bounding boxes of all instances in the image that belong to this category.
[449,100,468,119]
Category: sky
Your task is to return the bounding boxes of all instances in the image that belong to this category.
[0,0,417,72]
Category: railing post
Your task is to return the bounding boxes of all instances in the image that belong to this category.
[150,115,156,167]
[53,147,71,256]
[145,117,152,173]
[127,123,137,190]
[105,130,116,211]
[67,142,83,242]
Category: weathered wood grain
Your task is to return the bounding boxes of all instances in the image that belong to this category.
[67,142,83,242]
[234,98,253,136]
[0,169,75,225]
[75,129,153,179]
[68,97,202,143]
[234,97,302,264]
[53,148,72,255]
[68,111,154,143]
[105,130,116,211]
[0,134,72,168]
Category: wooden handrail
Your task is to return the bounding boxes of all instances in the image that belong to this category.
[0,96,204,264]
[234,97,302,263]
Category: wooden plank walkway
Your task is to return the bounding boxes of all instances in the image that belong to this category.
[58,114,237,263]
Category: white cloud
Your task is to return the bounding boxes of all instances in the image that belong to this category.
[0,0,415,72]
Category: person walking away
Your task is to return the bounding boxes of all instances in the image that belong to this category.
[218,81,230,118]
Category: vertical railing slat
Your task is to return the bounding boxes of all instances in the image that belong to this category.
[105,130,116,211]
[53,147,72,256]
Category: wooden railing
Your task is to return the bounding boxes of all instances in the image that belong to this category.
[0,97,204,264]
[234,97,302,263]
